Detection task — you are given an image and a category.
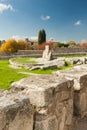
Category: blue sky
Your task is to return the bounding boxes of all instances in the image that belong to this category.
[0,0,87,43]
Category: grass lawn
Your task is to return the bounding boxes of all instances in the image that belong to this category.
[0,60,29,90]
[65,54,87,58]
[28,65,73,74]
[0,58,73,90]
[12,57,73,74]
[12,57,37,64]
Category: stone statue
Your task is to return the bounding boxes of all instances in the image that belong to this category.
[42,45,53,61]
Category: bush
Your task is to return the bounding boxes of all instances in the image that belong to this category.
[64,60,71,66]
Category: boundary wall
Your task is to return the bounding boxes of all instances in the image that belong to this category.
[0,48,87,59]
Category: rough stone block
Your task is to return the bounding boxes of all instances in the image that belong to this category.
[11,75,74,107]
[0,93,34,130]
[34,115,58,130]
[57,68,87,118]
[11,74,74,130]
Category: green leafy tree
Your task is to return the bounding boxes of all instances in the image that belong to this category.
[67,40,76,47]
[38,29,46,44]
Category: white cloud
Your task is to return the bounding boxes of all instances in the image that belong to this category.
[11,35,27,41]
[81,39,87,43]
[75,20,81,26]
[29,36,38,40]
[11,35,21,40]
[0,3,14,13]
[41,15,51,21]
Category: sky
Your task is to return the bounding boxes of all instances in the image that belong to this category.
[0,0,87,43]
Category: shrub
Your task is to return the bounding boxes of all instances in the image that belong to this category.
[64,60,71,66]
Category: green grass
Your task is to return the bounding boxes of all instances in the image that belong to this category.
[64,54,87,58]
[26,65,73,74]
[12,57,37,64]
[28,68,58,74]
[0,59,73,90]
[0,60,29,90]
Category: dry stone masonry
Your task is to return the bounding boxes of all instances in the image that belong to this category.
[11,75,74,130]
[54,66,87,118]
[0,92,34,130]
[1,64,87,130]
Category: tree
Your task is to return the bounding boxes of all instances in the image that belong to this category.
[38,29,46,44]
[42,29,46,42]
[78,40,87,48]
[56,42,63,48]
[18,39,30,50]
[34,42,55,50]
[55,42,69,48]
[67,40,76,47]
[0,39,18,52]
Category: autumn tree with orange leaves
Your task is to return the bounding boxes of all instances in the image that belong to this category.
[18,39,30,50]
[0,39,18,52]
[78,40,87,48]
[34,42,55,50]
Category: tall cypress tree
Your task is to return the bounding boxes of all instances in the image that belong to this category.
[42,29,46,43]
[38,29,46,44]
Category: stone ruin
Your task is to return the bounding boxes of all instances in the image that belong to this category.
[1,64,87,130]
[0,92,34,130]
[9,45,87,70]
[42,45,53,61]
[1,47,87,130]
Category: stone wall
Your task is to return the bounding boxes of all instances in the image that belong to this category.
[54,48,87,53]
[1,65,87,130]
[56,66,87,119]
[11,75,74,130]
[0,48,87,59]
[16,48,87,57]
[0,92,34,130]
